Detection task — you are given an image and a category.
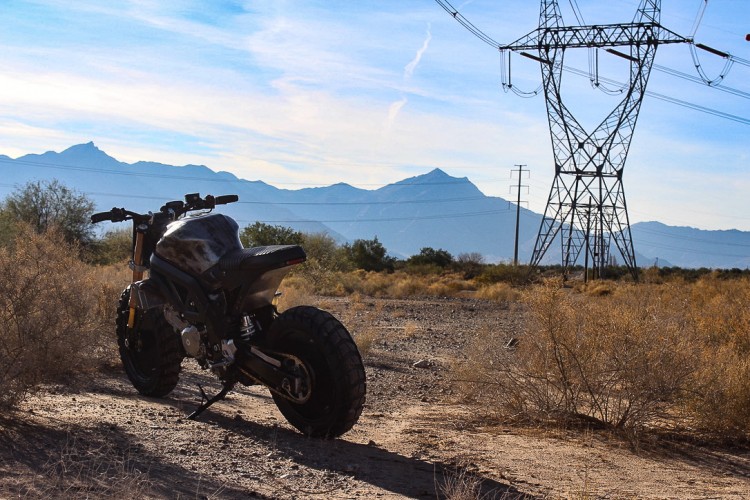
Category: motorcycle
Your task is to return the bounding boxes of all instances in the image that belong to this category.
[91,193,365,438]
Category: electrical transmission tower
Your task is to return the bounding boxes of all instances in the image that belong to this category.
[437,0,748,278]
[500,0,687,279]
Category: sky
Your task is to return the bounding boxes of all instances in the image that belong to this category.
[0,0,748,230]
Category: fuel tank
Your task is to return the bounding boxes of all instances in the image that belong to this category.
[154,213,242,276]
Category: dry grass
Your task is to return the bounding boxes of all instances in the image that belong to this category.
[0,226,119,408]
[437,467,484,500]
[475,282,521,303]
[454,277,750,442]
[353,326,378,357]
[291,269,478,299]
[276,275,316,311]
[7,223,748,444]
[39,438,152,499]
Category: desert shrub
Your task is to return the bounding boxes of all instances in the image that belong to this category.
[289,268,476,299]
[426,279,466,297]
[689,347,750,439]
[456,276,750,440]
[384,272,472,299]
[476,264,533,286]
[437,467,483,500]
[0,225,115,407]
[684,277,750,439]
[388,274,427,298]
[402,262,443,276]
[456,279,698,431]
[475,282,520,303]
[455,252,485,279]
[338,270,393,297]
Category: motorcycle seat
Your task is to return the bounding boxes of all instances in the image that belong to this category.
[218,245,306,273]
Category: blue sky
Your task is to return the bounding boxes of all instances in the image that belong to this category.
[0,1,748,230]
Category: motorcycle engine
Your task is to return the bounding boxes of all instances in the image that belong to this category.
[163,305,206,359]
[181,325,204,358]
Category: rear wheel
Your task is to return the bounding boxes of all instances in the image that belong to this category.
[116,287,182,397]
[268,306,366,438]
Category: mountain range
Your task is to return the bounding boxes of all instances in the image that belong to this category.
[1,142,748,269]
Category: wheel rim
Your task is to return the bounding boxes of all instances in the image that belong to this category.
[276,328,338,424]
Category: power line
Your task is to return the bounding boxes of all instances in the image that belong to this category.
[236,207,513,225]
[434,0,501,48]
[562,65,750,125]
[634,238,750,259]
[0,181,516,223]
[0,157,505,189]
[0,182,501,207]
[652,63,750,101]
[634,226,750,248]
[436,0,750,126]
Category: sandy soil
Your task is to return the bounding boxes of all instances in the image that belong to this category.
[1,295,749,499]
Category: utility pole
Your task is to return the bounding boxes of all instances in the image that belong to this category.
[510,164,529,266]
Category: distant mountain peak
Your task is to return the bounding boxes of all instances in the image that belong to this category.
[427,167,448,176]
[422,168,457,180]
[393,168,467,186]
[25,141,122,168]
[62,141,102,153]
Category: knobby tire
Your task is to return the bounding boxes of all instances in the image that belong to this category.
[268,306,366,438]
[116,287,182,397]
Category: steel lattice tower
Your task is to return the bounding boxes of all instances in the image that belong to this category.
[502,0,687,279]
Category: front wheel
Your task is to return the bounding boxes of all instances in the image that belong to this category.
[116,287,182,397]
[268,306,366,438]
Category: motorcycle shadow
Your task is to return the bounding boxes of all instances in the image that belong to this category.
[102,368,532,498]
[196,401,528,499]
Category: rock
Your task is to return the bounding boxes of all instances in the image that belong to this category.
[413,359,431,369]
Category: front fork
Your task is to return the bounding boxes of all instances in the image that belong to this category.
[127,223,149,328]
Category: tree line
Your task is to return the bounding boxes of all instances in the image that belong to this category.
[0,180,481,273]
[4,180,746,282]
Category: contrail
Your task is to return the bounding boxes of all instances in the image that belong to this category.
[404,25,432,80]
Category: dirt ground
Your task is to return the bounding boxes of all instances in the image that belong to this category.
[1,295,750,499]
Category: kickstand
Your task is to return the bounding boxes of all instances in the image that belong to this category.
[187,381,235,420]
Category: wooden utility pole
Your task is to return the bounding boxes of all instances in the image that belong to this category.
[510,164,529,266]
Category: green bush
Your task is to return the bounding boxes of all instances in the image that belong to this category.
[87,228,132,265]
[0,179,95,245]
[240,221,304,247]
[342,237,394,272]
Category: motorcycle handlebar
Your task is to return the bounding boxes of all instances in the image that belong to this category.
[91,211,114,223]
[215,194,238,205]
[90,207,128,224]
[91,194,238,224]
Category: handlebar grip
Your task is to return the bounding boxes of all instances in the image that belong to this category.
[91,211,113,223]
[215,194,238,205]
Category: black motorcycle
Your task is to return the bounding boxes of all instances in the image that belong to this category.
[91,193,365,438]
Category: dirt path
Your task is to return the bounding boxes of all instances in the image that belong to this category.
[2,296,749,499]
